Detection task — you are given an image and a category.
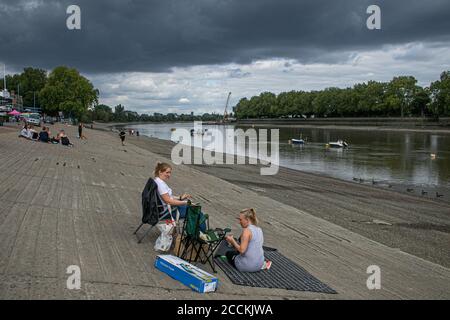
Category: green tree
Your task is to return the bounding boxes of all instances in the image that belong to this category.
[39,66,98,119]
[411,87,431,117]
[19,68,48,108]
[258,92,277,117]
[430,71,450,118]
[92,104,113,122]
[385,76,418,117]
[113,104,127,122]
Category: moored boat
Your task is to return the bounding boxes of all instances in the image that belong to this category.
[327,140,348,148]
[290,138,305,144]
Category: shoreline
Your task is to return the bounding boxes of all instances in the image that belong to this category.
[237,123,450,134]
[93,121,450,134]
[115,131,450,268]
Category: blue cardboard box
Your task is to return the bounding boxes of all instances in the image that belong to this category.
[155,255,218,293]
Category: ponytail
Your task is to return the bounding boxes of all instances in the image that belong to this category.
[154,162,172,177]
[240,208,258,226]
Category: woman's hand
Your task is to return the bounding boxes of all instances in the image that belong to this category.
[180,193,192,200]
[225,234,234,243]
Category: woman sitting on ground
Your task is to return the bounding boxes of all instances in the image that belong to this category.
[59,130,73,146]
[154,162,205,230]
[29,126,39,140]
[225,208,271,272]
[19,125,32,139]
[50,129,64,144]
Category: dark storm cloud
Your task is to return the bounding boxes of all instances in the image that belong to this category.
[1,0,449,73]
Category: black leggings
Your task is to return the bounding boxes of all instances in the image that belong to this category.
[225,250,239,268]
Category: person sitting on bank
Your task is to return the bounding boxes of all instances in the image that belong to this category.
[50,129,63,144]
[19,125,32,140]
[38,126,50,143]
[153,162,206,230]
[29,126,39,140]
[225,208,271,272]
[59,130,73,147]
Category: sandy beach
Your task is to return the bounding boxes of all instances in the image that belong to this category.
[1,123,449,299]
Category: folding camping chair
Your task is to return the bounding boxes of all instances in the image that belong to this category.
[133,178,180,243]
[177,204,230,273]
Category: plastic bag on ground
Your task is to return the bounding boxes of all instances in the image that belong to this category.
[154,220,176,252]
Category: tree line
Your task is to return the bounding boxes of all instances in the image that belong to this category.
[5,66,449,122]
[88,104,223,123]
[1,66,223,123]
[233,71,450,119]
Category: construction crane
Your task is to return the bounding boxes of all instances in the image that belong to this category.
[223,92,232,123]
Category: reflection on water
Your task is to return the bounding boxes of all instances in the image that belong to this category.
[126,122,450,191]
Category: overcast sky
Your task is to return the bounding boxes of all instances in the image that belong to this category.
[1,0,450,114]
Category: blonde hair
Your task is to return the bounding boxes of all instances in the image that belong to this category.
[240,208,258,226]
[154,162,172,177]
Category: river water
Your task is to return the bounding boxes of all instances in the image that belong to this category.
[124,122,450,196]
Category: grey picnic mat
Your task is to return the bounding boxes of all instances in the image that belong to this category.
[214,244,337,294]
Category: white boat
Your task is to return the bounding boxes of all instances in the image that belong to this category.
[327,140,348,148]
[290,138,305,144]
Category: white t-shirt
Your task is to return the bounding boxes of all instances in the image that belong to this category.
[154,177,173,210]
[20,128,30,138]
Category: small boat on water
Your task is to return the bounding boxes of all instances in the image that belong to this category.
[327,140,348,148]
[190,128,208,136]
[290,138,305,145]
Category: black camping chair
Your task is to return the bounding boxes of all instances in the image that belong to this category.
[133,178,179,243]
[177,204,230,273]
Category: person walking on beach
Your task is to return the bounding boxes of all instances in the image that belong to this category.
[119,130,126,146]
[78,122,87,140]
[225,208,271,272]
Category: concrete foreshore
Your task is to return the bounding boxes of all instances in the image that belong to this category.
[0,124,449,299]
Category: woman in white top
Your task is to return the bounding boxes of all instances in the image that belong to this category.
[154,162,191,211]
[19,125,32,139]
[154,162,207,231]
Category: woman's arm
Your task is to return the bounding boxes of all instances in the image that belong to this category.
[227,228,252,254]
[160,193,188,207]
